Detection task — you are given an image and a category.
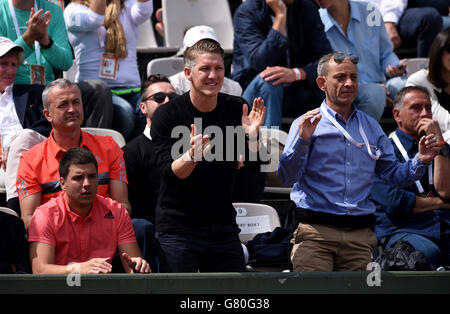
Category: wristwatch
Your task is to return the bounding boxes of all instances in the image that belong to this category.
[41,37,53,49]
[439,144,449,157]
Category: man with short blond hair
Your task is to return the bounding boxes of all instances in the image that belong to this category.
[151,34,266,272]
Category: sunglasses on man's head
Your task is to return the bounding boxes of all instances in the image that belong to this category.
[333,52,359,65]
[144,92,178,104]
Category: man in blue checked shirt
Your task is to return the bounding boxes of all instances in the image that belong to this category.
[278,52,441,272]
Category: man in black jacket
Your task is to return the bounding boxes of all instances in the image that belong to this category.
[232,0,332,128]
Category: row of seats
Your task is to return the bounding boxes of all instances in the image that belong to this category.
[0,202,280,243]
[137,0,234,54]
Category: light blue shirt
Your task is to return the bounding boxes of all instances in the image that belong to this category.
[318,1,400,84]
[277,101,426,216]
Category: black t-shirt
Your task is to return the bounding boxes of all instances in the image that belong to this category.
[0,212,30,274]
[122,134,160,224]
[435,88,450,112]
[151,92,259,233]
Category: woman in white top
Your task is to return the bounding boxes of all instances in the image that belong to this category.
[406,27,450,143]
[64,0,153,141]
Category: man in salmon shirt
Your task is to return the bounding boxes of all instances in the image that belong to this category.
[16,78,128,229]
[15,78,155,270]
[28,147,150,274]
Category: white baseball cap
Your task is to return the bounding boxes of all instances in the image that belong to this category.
[0,36,24,64]
[183,25,220,50]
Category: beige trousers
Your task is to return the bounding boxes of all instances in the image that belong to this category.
[291,222,377,272]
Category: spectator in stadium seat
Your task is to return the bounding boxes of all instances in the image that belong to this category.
[232,0,332,128]
[0,37,51,212]
[372,0,442,58]
[15,78,155,270]
[122,74,176,272]
[315,0,407,121]
[278,52,441,271]
[0,0,114,129]
[28,147,151,274]
[64,0,153,141]
[151,38,266,272]
[406,27,450,144]
[369,86,450,268]
[123,74,176,224]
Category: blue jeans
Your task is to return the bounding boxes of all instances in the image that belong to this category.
[112,91,143,141]
[385,75,406,99]
[386,232,442,267]
[242,75,284,128]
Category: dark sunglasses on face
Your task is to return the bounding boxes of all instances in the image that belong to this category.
[445,43,450,53]
[333,52,359,65]
[144,92,178,104]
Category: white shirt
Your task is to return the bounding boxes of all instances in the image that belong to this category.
[0,85,23,150]
[368,0,407,24]
[144,125,151,140]
[64,0,153,88]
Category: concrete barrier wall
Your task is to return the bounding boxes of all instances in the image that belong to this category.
[1,271,450,294]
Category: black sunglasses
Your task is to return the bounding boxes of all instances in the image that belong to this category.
[333,52,359,65]
[445,43,450,53]
[143,92,177,104]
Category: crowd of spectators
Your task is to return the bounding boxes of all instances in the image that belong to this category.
[1,0,450,274]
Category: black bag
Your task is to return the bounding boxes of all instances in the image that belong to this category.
[375,240,435,271]
[246,227,291,268]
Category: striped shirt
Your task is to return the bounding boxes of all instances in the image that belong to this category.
[17,130,127,203]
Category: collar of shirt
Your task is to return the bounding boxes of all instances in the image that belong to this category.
[47,129,89,159]
[59,191,95,223]
[319,2,362,33]
[144,125,151,140]
[0,84,13,100]
[394,128,419,157]
[321,100,359,124]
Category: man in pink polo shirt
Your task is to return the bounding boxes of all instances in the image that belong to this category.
[29,147,150,274]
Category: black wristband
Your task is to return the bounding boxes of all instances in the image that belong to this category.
[246,133,258,142]
[41,37,53,49]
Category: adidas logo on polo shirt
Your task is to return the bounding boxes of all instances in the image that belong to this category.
[104,211,114,219]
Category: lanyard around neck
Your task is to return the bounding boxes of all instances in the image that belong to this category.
[320,104,381,160]
[8,0,40,65]
[392,132,433,194]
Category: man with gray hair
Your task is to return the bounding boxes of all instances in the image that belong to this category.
[278,52,442,272]
[369,86,450,269]
[15,78,130,229]
[14,78,155,271]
